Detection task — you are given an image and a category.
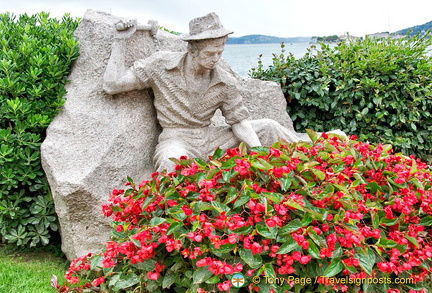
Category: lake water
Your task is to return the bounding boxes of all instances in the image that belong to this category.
[222,43,313,76]
[223,43,432,77]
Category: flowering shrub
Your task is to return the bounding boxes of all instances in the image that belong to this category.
[56,131,432,293]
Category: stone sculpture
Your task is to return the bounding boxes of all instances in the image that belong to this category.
[41,10,310,260]
[103,12,308,172]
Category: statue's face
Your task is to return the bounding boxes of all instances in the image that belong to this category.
[195,40,225,70]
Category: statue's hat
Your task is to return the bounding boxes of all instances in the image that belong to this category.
[181,12,233,41]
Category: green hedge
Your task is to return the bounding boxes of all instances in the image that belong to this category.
[250,33,432,164]
[0,12,79,247]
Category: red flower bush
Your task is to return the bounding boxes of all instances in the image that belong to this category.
[56,131,432,292]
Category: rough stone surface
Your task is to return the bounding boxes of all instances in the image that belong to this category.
[41,10,300,260]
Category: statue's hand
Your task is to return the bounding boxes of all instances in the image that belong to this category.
[114,19,138,40]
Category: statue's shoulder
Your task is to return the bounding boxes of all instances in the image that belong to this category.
[135,51,186,69]
[214,62,241,88]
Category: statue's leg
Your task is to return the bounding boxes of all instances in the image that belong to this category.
[204,125,241,156]
[249,119,311,145]
[153,138,195,172]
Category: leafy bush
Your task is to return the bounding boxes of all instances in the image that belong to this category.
[249,34,432,165]
[0,12,79,247]
[57,132,432,293]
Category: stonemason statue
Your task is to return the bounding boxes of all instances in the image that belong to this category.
[103,12,307,172]
[42,10,344,260]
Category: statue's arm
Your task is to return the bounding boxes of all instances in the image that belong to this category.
[222,86,261,148]
[103,27,143,95]
[232,119,262,148]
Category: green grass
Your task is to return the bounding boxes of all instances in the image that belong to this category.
[0,245,68,293]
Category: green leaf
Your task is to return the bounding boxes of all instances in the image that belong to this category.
[331,245,343,259]
[112,273,140,291]
[166,221,182,235]
[239,142,247,156]
[239,248,262,268]
[145,280,159,292]
[409,177,424,190]
[320,184,335,197]
[111,230,127,240]
[323,258,343,277]
[420,216,432,226]
[355,247,376,276]
[222,169,237,183]
[263,263,276,279]
[307,227,327,247]
[194,157,207,167]
[211,243,236,254]
[333,184,350,194]
[251,146,270,155]
[257,158,274,171]
[234,194,250,209]
[211,201,230,213]
[90,255,102,270]
[205,275,221,284]
[306,129,318,143]
[301,212,313,226]
[232,225,253,235]
[133,259,156,271]
[211,148,224,160]
[375,238,398,248]
[251,161,268,171]
[310,168,325,181]
[262,192,283,203]
[126,176,134,186]
[256,224,276,239]
[223,187,238,204]
[150,217,166,226]
[166,205,187,221]
[279,177,292,191]
[380,217,398,226]
[307,239,321,259]
[366,182,381,196]
[410,159,418,174]
[205,168,221,181]
[277,238,300,254]
[406,236,419,248]
[192,267,213,284]
[284,199,304,211]
[278,219,304,235]
[162,270,176,289]
[142,195,156,211]
[371,212,379,229]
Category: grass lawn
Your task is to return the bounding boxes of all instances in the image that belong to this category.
[0,245,69,293]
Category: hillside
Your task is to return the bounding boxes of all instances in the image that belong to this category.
[208,19,432,45]
[226,34,311,44]
[396,20,432,36]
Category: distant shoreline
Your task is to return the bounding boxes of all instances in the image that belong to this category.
[226,18,432,45]
[227,34,311,45]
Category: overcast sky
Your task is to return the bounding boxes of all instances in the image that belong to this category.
[1,0,431,37]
